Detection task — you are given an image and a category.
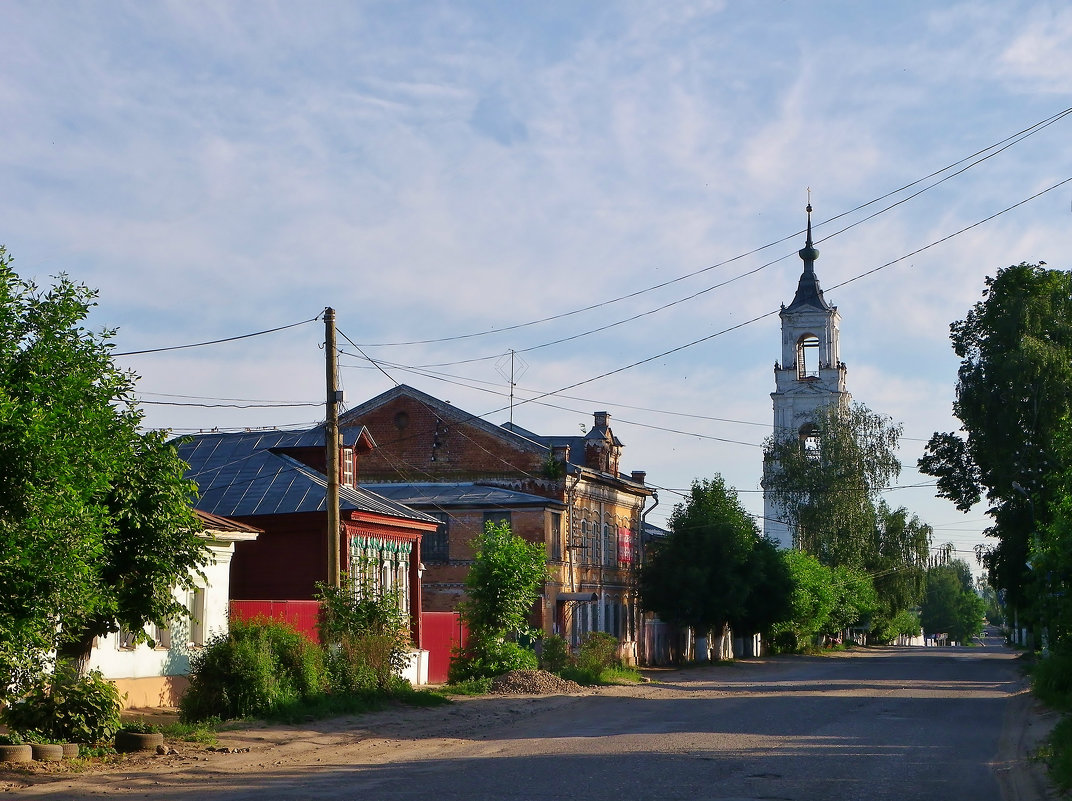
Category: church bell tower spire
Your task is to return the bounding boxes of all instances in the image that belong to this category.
[762,199,850,548]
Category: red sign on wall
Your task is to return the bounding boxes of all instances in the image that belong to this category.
[617,526,634,565]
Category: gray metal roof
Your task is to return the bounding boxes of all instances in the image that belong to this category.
[176,431,437,523]
[361,482,565,510]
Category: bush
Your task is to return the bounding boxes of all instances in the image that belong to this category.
[180,618,326,722]
[577,632,620,673]
[317,574,412,692]
[1032,649,1072,712]
[0,663,123,744]
[1047,715,1072,792]
[538,635,572,674]
[448,636,537,684]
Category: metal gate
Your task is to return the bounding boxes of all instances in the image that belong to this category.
[421,611,467,684]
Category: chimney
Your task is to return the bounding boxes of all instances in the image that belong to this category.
[631,470,646,485]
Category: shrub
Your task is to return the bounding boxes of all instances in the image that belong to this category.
[448,636,537,684]
[180,618,326,722]
[538,635,572,674]
[577,632,620,673]
[120,720,159,734]
[317,573,412,692]
[1032,649,1072,712]
[0,663,122,744]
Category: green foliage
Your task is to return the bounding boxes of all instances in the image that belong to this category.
[538,634,572,674]
[443,677,493,696]
[921,560,985,643]
[317,570,412,691]
[771,549,837,652]
[1030,649,1072,712]
[559,631,623,684]
[919,264,1072,615]
[451,520,545,682]
[639,476,791,643]
[448,634,538,683]
[179,618,326,723]
[866,501,930,641]
[0,249,207,689]
[460,520,547,640]
[577,631,620,673]
[1044,716,1072,792]
[0,663,123,744]
[1031,647,1072,792]
[120,720,159,734]
[765,402,902,568]
[871,608,921,644]
[826,564,879,638]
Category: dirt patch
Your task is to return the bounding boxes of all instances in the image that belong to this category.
[489,669,584,695]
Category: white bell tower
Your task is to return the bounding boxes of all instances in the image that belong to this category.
[763,204,850,548]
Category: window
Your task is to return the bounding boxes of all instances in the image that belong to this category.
[603,521,616,567]
[797,334,820,379]
[341,447,355,487]
[154,622,171,650]
[424,512,450,563]
[800,424,821,460]
[117,626,138,650]
[483,511,512,531]
[550,512,562,561]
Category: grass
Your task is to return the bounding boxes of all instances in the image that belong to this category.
[260,686,451,724]
[441,678,493,696]
[1045,717,1072,792]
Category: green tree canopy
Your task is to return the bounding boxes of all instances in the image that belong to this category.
[461,520,547,640]
[639,476,791,637]
[919,263,1072,611]
[0,249,205,690]
[920,560,985,644]
[764,401,902,568]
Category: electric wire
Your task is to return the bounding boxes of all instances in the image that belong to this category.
[113,314,321,356]
[351,105,1072,349]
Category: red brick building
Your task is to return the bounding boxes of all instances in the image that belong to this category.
[341,385,657,661]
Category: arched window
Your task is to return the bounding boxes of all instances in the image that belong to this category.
[797,334,820,379]
[799,423,821,459]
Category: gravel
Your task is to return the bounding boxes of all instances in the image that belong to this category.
[489,670,585,695]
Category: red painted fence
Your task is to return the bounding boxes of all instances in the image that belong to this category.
[230,600,322,644]
[229,602,466,685]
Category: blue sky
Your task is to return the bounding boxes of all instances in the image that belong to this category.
[3,1,1072,571]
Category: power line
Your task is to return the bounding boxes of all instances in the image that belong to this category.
[350,106,1072,349]
[114,314,321,356]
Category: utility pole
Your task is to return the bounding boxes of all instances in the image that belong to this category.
[325,307,341,588]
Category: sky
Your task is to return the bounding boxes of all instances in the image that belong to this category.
[3,1,1072,576]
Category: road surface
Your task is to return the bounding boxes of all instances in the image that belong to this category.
[9,633,1055,801]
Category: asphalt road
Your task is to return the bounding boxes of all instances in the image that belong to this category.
[18,631,1047,801]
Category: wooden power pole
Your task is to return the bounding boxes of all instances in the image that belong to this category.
[325,307,341,588]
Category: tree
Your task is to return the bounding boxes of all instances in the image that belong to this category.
[450,520,548,683]
[460,520,547,641]
[919,264,1072,615]
[764,402,902,568]
[639,476,792,655]
[920,560,985,644]
[866,501,930,641]
[770,549,836,652]
[0,249,206,690]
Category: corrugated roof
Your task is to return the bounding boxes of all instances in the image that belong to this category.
[177,430,437,524]
[362,482,565,510]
